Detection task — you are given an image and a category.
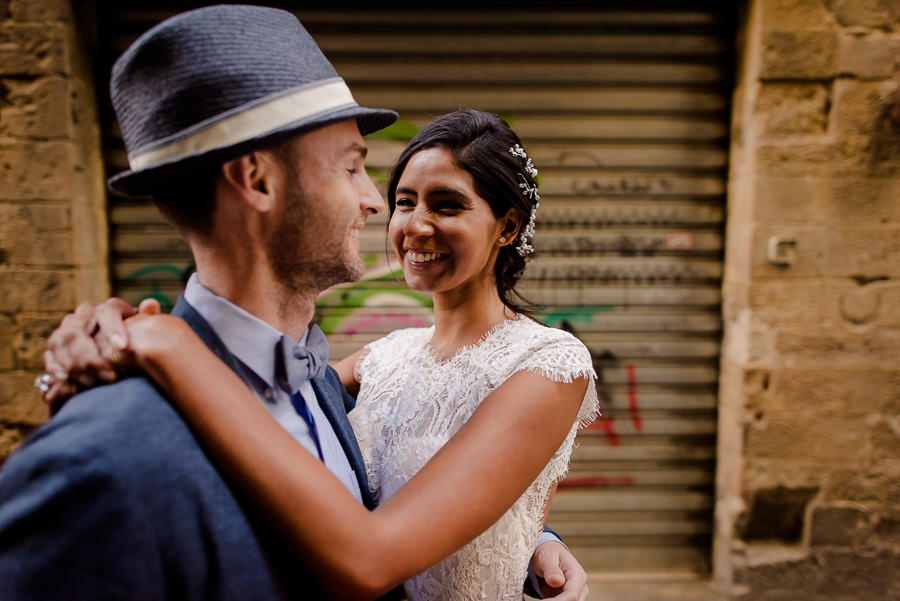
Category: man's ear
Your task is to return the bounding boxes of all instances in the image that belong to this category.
[220,151,280,213]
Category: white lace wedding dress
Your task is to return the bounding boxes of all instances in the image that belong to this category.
[350,316,599,601]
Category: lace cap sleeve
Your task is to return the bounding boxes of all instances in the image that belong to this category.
[517,326,600,427]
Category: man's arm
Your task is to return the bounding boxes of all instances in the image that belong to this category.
[0,435,162,601]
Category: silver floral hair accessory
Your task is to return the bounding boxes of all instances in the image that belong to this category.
[508,143,540,257]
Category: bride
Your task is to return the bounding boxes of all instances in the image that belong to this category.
[44,110,598,601]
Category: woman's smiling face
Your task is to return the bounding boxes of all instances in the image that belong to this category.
[389,146,510,295]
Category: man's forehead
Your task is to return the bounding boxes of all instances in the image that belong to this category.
[296,119,367,154]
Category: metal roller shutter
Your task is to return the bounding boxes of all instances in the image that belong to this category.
[99,4,732,575]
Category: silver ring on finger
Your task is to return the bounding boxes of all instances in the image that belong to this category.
[33,372,54,395]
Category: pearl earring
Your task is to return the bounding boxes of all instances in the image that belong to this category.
[499,236,506,243]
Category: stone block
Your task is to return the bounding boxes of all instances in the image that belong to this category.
[817,178,900,225]
[0,204,73,265]
[743,457,832,493]
[0,75,70,139]
[756,82,829,137]
[761,30,838,80]
[0,427,28,464]
[752,367,900,417]
[775,326,900,367]
[0,270,76,312]
[756,137,890,177]
[754,176,820,223]
[827,463,900,503]
[832,79,900,136]
[10,0,71,22]
[0,142,75,200]
[748,321,777,364]
[0,314,14,370]
[0,24,66,76]
[819,227,900,278]
[838,33,900,80]
[825,0,900,30]
[751,226,824,278]
[0,371,48,426]
[735,549,900,601]
[741,485,819,542]
[760,0,834,29]
[871,416,900,462]
[12,314,63,370]
[826,279,900,328]
[749,280,824,324]
[810,505,871,546]
[745,416,869,463]
[873,508,900,545]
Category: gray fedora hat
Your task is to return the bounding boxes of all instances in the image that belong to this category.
[108,4,397,197]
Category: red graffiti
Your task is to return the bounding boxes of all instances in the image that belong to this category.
[585,415,619,447]
[626,364,642,433]
[558,474,635,489]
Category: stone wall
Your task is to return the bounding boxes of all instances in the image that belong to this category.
[717,1,900,599]
[0,0,108,460]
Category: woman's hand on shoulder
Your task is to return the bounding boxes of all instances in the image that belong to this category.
[122,312,197,371]
[41,297,156,413]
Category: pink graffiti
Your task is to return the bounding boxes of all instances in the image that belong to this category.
[340,313,428,336]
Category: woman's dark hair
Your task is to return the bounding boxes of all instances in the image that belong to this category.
[387,109,539,316]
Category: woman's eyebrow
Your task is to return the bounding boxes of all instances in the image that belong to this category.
[429,186,465,197]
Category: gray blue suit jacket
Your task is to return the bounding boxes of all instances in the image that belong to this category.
[0,296,374,600]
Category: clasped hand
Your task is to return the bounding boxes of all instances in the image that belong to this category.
[40,297,188,414]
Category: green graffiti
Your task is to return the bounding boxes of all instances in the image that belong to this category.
[365,119,420,141]
[539,306,614,327]
[123,263,193,312]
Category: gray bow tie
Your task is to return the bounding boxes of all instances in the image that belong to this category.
[276,324,329,393]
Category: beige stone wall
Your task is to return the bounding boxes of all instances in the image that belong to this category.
[0,0,108,460]
[717,0,900,598]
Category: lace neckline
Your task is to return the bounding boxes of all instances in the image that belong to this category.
[424,314,525,363]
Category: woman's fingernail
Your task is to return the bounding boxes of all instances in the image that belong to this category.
[110,334,127,349]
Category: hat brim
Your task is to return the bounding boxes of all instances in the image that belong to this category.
[108,105,398,197]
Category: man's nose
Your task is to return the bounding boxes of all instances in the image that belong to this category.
[361,172,385,215]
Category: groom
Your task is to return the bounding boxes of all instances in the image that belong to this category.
[0,5,585,600]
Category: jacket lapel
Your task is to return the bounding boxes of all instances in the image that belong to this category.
[311,375,375,509]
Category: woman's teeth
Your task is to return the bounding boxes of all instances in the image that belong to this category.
[407,251,444,263]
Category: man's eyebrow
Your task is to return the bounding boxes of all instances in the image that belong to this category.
[346,142,368,159]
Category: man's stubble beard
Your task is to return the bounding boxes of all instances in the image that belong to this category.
[267,183,366,297]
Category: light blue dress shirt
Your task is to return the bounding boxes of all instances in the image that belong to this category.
[184,274,362,502]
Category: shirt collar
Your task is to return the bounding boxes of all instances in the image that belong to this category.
[184,273,309,388]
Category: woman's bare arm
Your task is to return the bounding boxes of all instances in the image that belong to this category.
[332,348,365,396]
[128,314,586,601]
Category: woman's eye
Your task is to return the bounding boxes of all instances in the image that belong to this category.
[437,200,462,211]
[395,198,414,208]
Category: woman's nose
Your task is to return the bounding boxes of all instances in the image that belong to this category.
[404,207,434,236]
